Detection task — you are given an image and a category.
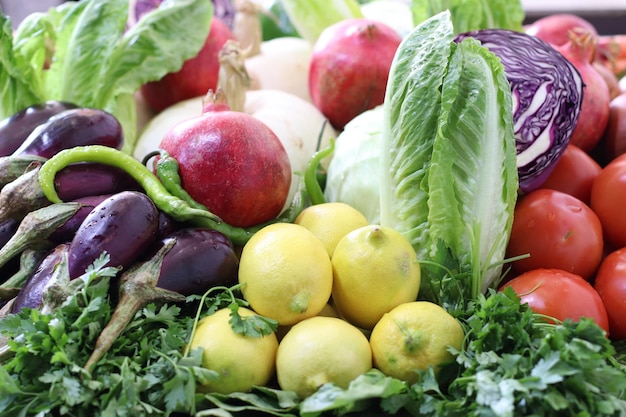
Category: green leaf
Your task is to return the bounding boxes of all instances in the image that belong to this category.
[411,0,525,33]
[380,11,518,305]
[228,302,278,337]
[0,0,214,154]
[279,0,363,43]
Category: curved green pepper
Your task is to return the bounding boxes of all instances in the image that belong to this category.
[38,145,306,245]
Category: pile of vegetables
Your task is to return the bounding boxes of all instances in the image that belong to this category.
[0,0,625,416]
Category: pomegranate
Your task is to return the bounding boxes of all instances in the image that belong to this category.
[524,14,598,48]
[141,17,237,112]
[557,29,611,153]
[308,18,403,131]
[158,90,291,228]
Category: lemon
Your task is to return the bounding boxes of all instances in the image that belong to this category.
[276,316,372,398]
[369,301,464,384]
[331,224,421,330]
[238,223,333,326]
[295,202,369,257]
[189,307,278,394]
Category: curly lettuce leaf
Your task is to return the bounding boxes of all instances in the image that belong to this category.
[411,0,525,33]
[0,0,213,154]
[380,11,518,306]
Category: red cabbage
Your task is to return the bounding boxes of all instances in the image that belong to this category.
[455,29,584,193]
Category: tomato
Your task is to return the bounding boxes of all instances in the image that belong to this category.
[540,144,602,205]
[590,155,626,249]
[501,268,610,335]
[506,189,604,280]
[593,247,626,340]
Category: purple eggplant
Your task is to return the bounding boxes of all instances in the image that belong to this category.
[0,101,78,156]
[54,162,142,201]
[68,191,159,279]
[153,227,239,296]
[12,108,124,158]
[10,243,69,314]
[0,218,19,249]
[48,194,113,244]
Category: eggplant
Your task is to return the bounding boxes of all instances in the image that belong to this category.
[0,218,19,249]
[12,108,124,158]
[152,227,239,296]
[0,101,78,157]
[10,243,69,314]
[47,194,113,244]
[54,162,142,201]
[68,191,159,279]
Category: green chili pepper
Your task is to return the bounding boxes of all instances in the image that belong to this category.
[152,149,208,211]
[38,145,307,246]
[304,138,335,205]
[38,145,223,223]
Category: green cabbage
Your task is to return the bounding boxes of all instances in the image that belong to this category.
[324,105,384,224]
[380,10,518,307]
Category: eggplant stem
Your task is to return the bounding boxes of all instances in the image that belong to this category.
[0,203,80,271]
[83,240,185,373]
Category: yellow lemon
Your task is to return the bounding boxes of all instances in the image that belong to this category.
[189,307,278,394]
[238,223,333,326]
[369,301,465,384]
[276,316,372,398]
[295,202,369,257]
[331,224,421,330]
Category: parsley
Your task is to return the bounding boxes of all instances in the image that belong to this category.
[0,257,210,417]
[408,288,626,417]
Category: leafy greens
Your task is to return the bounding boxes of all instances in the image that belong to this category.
[0,0,214,154]
[380,11,518,307]
[410,0,525,34]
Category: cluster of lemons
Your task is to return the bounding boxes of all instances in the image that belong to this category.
[189,202,465,398]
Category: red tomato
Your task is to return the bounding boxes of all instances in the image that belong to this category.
[501,268,610,335]
[506,189,604,280]
[540,144,602,205]
[590,156,626,249]
[594,247,626,340]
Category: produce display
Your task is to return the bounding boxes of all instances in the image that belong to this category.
[0,0,625,416]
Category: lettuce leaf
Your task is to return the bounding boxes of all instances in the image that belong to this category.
[0,0,213,154]
[410,0,525,33]
[380,11,518,307]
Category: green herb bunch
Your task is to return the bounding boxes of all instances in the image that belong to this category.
[0,256,210,417]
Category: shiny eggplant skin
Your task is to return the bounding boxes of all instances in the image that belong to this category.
[0,218,19,249]
[48,194,112,244]
[12,108,124,158]
[0,101,78,157]
[68,191,159,279]
[154,227,239,296]
[54,162,142,201]
[10,243,69,313]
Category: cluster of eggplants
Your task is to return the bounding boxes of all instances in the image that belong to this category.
[0,101,240,320]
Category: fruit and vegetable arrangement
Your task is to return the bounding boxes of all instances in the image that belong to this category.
[0,0,625,416]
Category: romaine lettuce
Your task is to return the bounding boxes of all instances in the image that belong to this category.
[411,0,525,34]
[0,0,213,154]
[380,11,518,306]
